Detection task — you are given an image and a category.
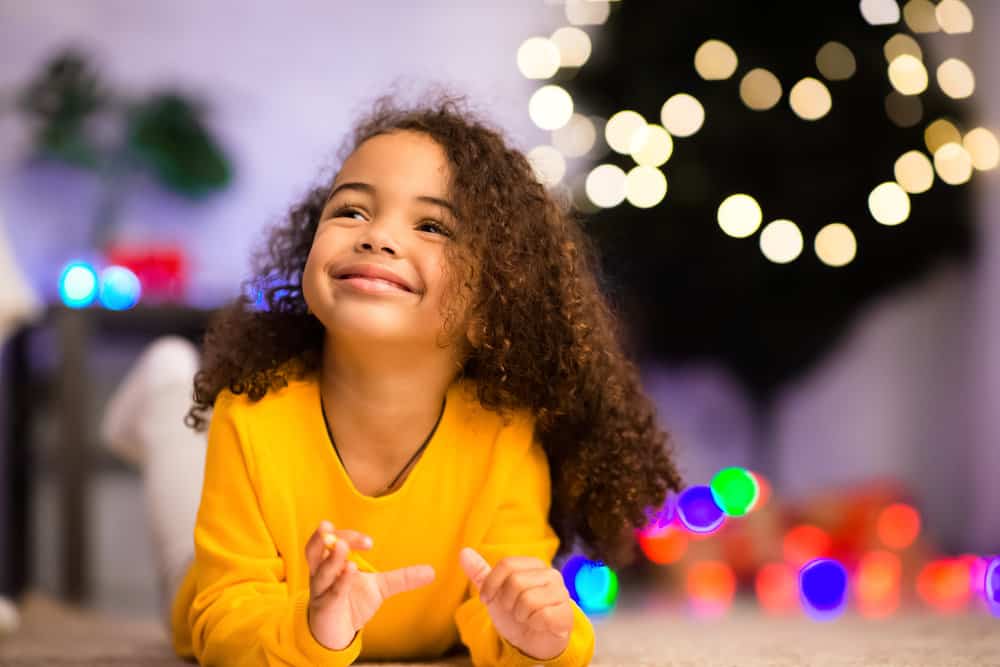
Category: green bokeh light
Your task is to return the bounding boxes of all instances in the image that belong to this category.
[710,467,759,516]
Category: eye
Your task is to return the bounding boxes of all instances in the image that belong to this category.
[418,220,453,237]
[330,206,366,221]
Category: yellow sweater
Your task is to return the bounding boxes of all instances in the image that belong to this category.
[170,372,596,666]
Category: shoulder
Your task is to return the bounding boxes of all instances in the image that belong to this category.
[451,378,542,466]
[212,371,318,424]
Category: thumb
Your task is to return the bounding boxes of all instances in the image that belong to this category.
[459,547,491,594]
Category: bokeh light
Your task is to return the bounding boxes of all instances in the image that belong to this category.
[585,164,627,208]
[888,54,928,95]
[936,58,975,99]
[526,145,566,186]
[630,124,674,167]
[894,150,935,193]
[816,41,856,81]
[917,559,971,613]
[963,127,1000,171]
[903,0,941,33]
[517,37,560,79]
[694,39,738,80]
[986,557,1000,617]
[924,118,962,154]
[98,265,142,311]
[789,77,832,121]
[575,560,618,615]
[856,551,902,618]
[638,523,688,565]
[748,471,772,510]
[560,554,588,604]
[740,68,782,111]
[861,0,902,25]
[529,85,573,130]
[550,26,592,68]
[686,561,736,618]
[625,166,668,209]
[936,0,974,34]
[552,113,597,158]
[606,110,647,154]
[783,525,832,569]
[717,193,762,239]
[710,467,759,516]
[934,143,974,185]
[799,558,848,621]
[565,0,610,26]
[868,182,911,225]
[59,261,98,309]
[885,91,923,128]
[876,503,921,550]
[660,93,705,137]
[814,223,857,268]
[759,219,804,264]
[677,485,725,534]
[756,562,799,615]
[884,33,922,62]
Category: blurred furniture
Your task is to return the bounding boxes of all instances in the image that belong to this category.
[3,304,214,604]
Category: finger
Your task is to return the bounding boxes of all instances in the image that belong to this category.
[325,560,358,602]
[496,569,553,614]
[306,521,334,575]
[311,537,350,598]
[526,603,572,639]
[459,547,491,597]
[478,556,546,606]
[308,522,373,572]
[377,564,436,599]
[512,581,564,624]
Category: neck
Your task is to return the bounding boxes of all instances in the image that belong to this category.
[319,332,463,467]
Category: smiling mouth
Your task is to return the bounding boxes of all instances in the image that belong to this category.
[335,275,415,294]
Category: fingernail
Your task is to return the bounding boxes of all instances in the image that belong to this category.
[321,520,332,532]
[323,532,337,547]
[363,537,373,547]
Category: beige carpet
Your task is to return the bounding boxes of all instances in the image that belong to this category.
[0,590,997,666]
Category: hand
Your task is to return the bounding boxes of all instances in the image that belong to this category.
[305,521,436,650]
[459,547,574,661]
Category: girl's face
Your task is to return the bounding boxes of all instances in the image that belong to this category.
[302,130,468,352]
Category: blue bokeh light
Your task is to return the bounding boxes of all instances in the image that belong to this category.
[677,485,725,534]
[59,261,98,308]
[99,265,142,310]
[799,558,848,621]
[574,560,618,616]
[986,556,1000,617]
[560,554,588,604]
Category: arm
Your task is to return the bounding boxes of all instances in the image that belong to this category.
[185,391,363,666]
[453,431,596,667]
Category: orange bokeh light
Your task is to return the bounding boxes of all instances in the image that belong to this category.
[917,559,971,613]
[748,471,771,510]
[876,503,921,550]
[686,561,736,617]
[856,550,901,618]
[783,524,832,568]
[755,562,799,615]
[638,524,689,565]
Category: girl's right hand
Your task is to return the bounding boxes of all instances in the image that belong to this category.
[305,520,437,651]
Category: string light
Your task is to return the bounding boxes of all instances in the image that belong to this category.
[694,39,738,80]
[868,182,911,225]
[814,223,857,267]
[529,85,574,130]
[894,150,935,193]
[903,0,941,33]
[527,145,567,186]
[517,37,560,79]
[815,42,856,81]
[550,26,592,68]
[789,77,832,121]
[963,128,1000,171]
[936,0,974,34]
[629,124,674,167]
[740,68,782,110]
[888,54,928,95]
[759,219,804,264]
[605,110,647,154]
[625,165,668,208]
[552,113,598,157]
[936,58,975,99]
[717,193,763,238]
[860,0,902,26]
[660,94,705,137]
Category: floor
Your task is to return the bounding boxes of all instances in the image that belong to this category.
[2,589,998,666]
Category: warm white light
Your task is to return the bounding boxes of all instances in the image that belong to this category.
[660,94,705,137]
[924,119,962,154]
[552,113,597,157]
[527,145,567,186]
[717,194,763,238]
[888,55,928,95]
[529,85,574,130]
[868,182,911,225]
[885,91,923,127]
[816,42,856,81]
[630,124,674,167]
[963,128,1000,171]
[936,58,975,99]
[551,27,592,69]
[894,150,935,193]
[740,68,782,111]
[517,37,561,79]
[815,223,857,267]
[884,33,922,63]
[903,0,940,33]
[694,39,738,80]
[565,0,610,26]
[606,110,647,154]
[936,0,973,34]
[585,164,628,208]
[934,143,973,185]
[860,0,901,25]
[625,166,668,209]
[789,78,832,120]
[760,220,804,264]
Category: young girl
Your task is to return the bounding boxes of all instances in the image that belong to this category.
[107,87,681,666]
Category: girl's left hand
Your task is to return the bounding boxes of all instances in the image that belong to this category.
[459,547,574,661]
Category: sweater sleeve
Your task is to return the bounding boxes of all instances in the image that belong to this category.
[453,422,596,667]
[185,391,363,666]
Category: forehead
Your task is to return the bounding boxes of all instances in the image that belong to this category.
[334,130,452,196]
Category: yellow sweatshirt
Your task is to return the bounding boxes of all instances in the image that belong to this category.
[169,372,596,666]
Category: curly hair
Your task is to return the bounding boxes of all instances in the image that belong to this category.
[185,85,682,570]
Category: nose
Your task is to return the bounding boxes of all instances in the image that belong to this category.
[354,216,398,255]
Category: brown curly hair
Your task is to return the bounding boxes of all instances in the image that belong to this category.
[185,85,682,570]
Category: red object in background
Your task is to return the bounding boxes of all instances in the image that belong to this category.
[856,550,902,618]
[876,503,922,550]
[637,523,689,565]
[755,562,799,615]
[105,243,188,303]
[685,561,736,617]
[917,559,972,613]
[783,524,832,568]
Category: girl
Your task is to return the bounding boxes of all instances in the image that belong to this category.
[105,87,681,666]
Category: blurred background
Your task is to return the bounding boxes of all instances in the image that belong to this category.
[1,0,998,632]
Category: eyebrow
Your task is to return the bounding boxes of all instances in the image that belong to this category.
[325,181,457,219]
